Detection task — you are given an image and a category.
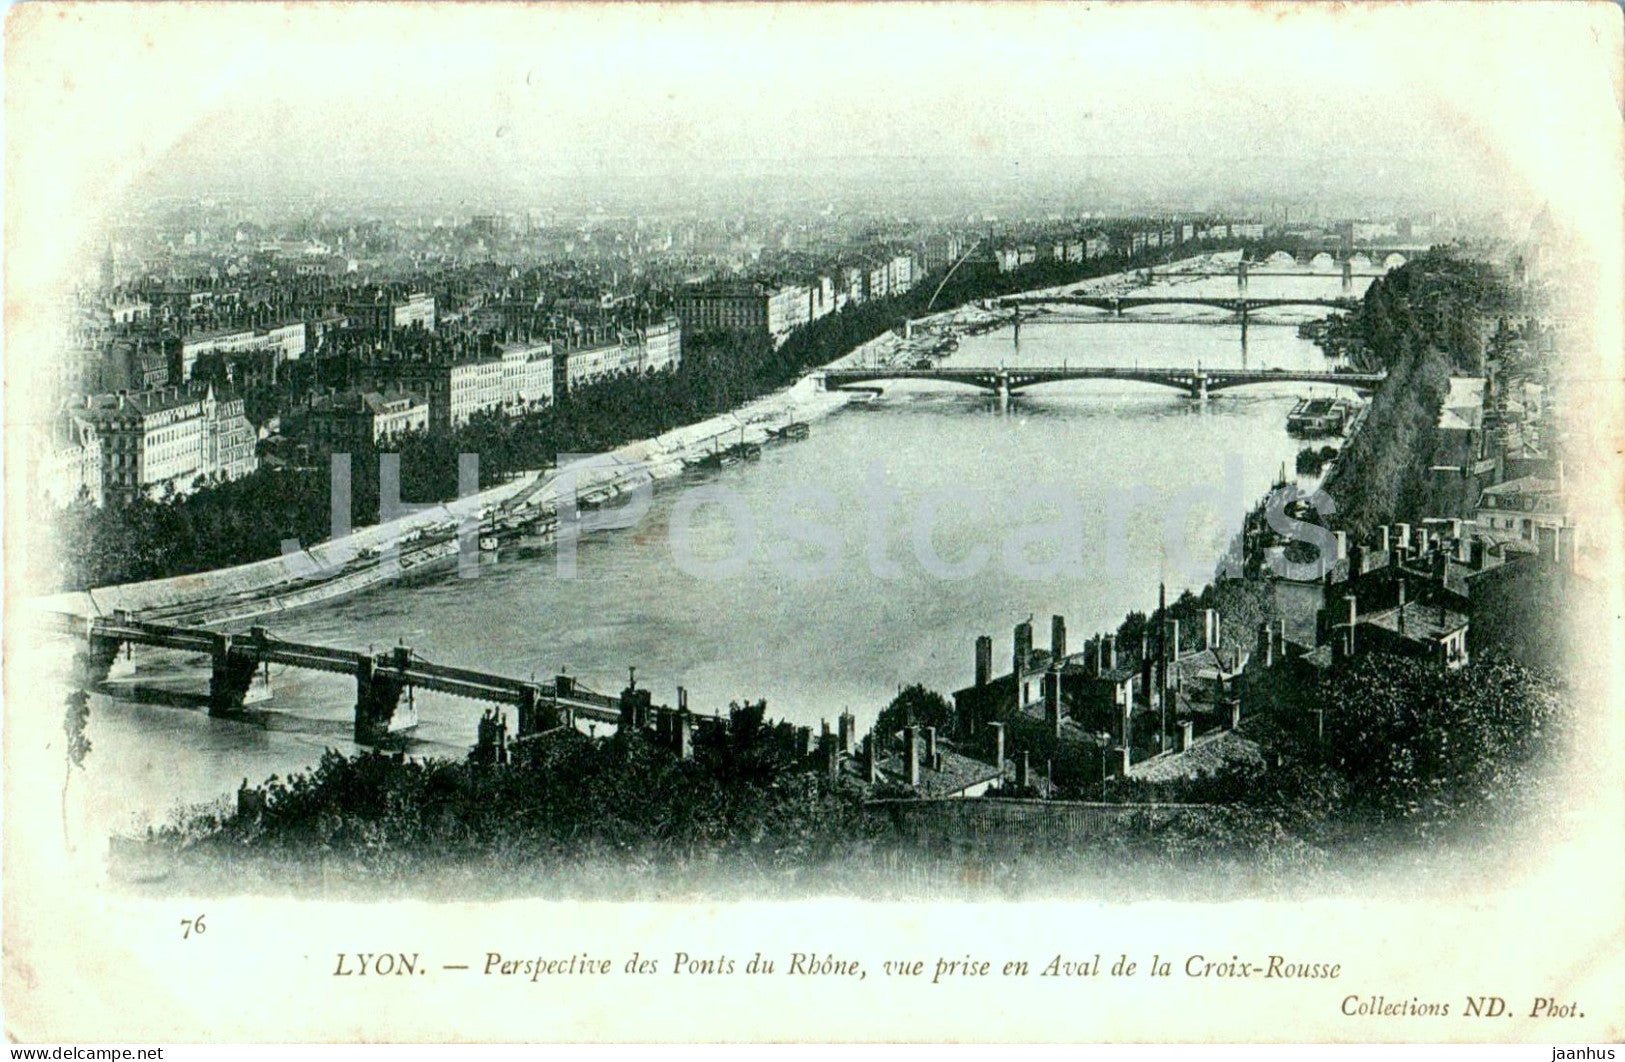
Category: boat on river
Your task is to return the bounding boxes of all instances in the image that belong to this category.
[696,438,739,469]
[1286,396,1354,437]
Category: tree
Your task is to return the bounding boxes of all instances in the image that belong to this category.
[61,689,92,851]
[874,684,954,738]
[1316,652,1565,840]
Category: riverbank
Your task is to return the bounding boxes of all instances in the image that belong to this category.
[34,253,1233,630]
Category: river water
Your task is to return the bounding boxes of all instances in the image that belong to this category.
[62,268,1373,837]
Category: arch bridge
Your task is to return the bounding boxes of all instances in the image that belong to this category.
[822,365,1386,401]
[998,294,1360,316]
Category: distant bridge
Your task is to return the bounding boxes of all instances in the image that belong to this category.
[47,612,631,744]
[998,294,1360,316]
[1125,254,1405,290]
[1159,270,1385,280]
[823,365,1387,400]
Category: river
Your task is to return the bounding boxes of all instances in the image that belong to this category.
[58,265,1374,838]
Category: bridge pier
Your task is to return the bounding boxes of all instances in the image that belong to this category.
[995,371,1011,407]
[76,633,134,687]
[516,685,540,737]
[618,676,653,737]
[1342,260,1354,295]
[354,647,416,745]
[516,683,569,738]
[208,631,273,717]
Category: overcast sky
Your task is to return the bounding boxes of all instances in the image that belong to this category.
[8,3,1622,225]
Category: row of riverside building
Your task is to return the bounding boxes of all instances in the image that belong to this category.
[40,384,257,507]
[671,218,1271,347]
[672,249,921,345]
[36,278,681,504]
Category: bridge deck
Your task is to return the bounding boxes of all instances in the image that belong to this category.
[823,365,1385,394]
[56,613,639,724]
[1000,295,1359,310]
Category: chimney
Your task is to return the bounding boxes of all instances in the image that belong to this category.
[1104,634,1116,671]
[1257,620,1274,668]
[677,708,693,761]
[1272,618,1286,662]
[1116,744,1132,777]
[1204,608,1219,650]
[974,634,993,688]
[1167,618,1181,662]
[1416,526,1430,556]
[1177,720,1194,753]
[989,721,1006,776]
[1043,669,1062,736]
[1377,525,1391,554]
[838,711,855,755]
[1344,594,1358,657]
[1051,615,1067,661]
[824,733,840,779]
[925,725,938,766]
[1334,530,1348,562]
[1396,522,1412,556]
[1093,637,1104,674]
[864,733,879,783]
[904,726,920,787]
[1013,618,1033,675]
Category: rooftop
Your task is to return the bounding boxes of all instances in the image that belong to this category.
[1438,376,1486,432]
[1359,600,1469,641]
[1480,475,1561,498]
[1171,645,1250,683]
[870,744,1005,797]
[1128,729,1265,783]
[81,383,214,417]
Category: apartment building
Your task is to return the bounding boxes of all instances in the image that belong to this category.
[79,383,258,504]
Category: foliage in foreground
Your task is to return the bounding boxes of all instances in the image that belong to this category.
[145,648,1569,897]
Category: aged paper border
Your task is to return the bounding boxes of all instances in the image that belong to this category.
[4,2,1623,1043]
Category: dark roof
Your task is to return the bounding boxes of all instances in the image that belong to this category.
[870,745,1005,797]
[1360,600,1468,641]
[1171,646,1249,681]
[1128,730,1265,783]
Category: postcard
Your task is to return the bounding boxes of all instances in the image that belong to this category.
[3,1,1621,1044]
